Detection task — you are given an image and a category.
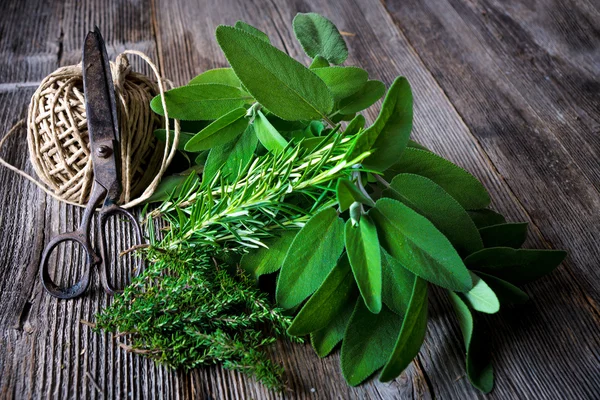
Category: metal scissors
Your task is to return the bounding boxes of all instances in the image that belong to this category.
[40,27,143,299]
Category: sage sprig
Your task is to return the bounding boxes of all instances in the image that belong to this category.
[97,13,567,393]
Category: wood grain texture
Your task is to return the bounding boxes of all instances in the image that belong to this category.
[0,0,598,398]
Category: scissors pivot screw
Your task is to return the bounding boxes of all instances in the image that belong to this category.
[96,145,112,158]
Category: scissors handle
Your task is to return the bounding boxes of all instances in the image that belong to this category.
[97,204,144,295]
[40,183,106,299]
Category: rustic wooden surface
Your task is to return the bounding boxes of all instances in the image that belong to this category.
[0,0,599,398]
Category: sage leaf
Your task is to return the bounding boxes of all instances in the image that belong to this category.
[475,271,529,304]
[336,178,375,212]
[479,223,528,249]
[338,80,386,115]
[188,68,242,87]
[345,216,382,314]
[468,209,506,228]
[311,300,354,357]
[184,107,249,152]
[216,25,334,121]
[344,114,365,136]
[234,21,270,43]
[288,254,358,336]
[370,198,472,292]
[202,125,258,184]
[145,170,199,203]
[461,272,500,314]
[406,139,431,152]
[292,12,348,65]
[464,247,567,284]
[449,292,494,393]
[253,110,288,152]
[350,77,413,172]
[381,247,415,315]
[341,301,401,386]
[312,67,368,101]
[309,55,329,69]
[379,276,428,382]
[150,83,251,120]
[154,129,195,151]
[383,173,483,256]
[387,148,491,210]
[276,208,345,309]
[240,229,298,278]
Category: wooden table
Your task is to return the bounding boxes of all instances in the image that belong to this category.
[1,0,598,398]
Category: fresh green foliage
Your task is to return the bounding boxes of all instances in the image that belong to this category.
[98,12,567,393]
[216,25,334,121]
[292,12,348,64]
[154,129,195,150]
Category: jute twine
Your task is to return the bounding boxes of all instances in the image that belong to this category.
[0,50,180,209]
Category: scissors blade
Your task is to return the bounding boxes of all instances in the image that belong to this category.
[82,27,122,202]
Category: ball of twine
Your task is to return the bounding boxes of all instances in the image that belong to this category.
[0,50,180,208]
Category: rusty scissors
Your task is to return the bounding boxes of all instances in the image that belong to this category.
[40,28,143,299]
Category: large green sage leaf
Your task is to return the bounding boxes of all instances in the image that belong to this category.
[188,68,242,87]
[384,173,483,256]
[345,216,382,313]
[234,21,270,43]
[202,125,258,184]
[216,25,334,121]
[479,223,528,249]
[184,107,249,152]
[311,300,354,358]
[338,80,386,115]
[387,148,491,210]
[292,13,348,65]
[312,67,368,101]
[276,208,345,309]
[464,247,567,284]
[475,271,529,305]
[379,276,427,382]
[341,301,401,386]
[461,272,500,314]
[288,254,358,336]
[370,198,473,292]
[468,209,506,228]
[309,55,329,69]
[240,229,298,278]
[449,292,494,393]
[344,114,365,136]
[253,110,288,152]
[150,84,251,120]
[336,178,375,212]
[381,247,415,315]
[350,77,413,172]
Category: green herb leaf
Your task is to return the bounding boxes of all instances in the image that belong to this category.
[406,140,431,152]
[234,21,270,43]
[479,223,528,249]
[338,80,386,115]
[254,110,288,152]
[292,13,348,65]
[449,292,494,393]
[184,107,249,152]
[240,230,298,278]
[150,84,251,120]
[312,67,368,101]
[310,301,354,357]
[189,68,243,87]
[309,55,329,69]
[350,77,413,172]
[216,25,334,121]
[379,276,427,382]
[383,173,483,256]
[461,272,500,314]
[153,129,195,151]
[145,171,199,203]
[381,247,416,315]
[387,148,491,210]
[344,114,365,136]
[341,301,401,386]
[464,247,567,284]
[288,254,358,336]
[202,125,258,184]
[370,198,473,292]
[468,209,506,228]
[475,271,529,305]
[276,208,345,309]
[345,216,382,314]
[336,178,375,212]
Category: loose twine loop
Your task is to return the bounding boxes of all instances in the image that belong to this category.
[0,50,180,209]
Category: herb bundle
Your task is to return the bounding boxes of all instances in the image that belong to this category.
[96,13,567,393]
